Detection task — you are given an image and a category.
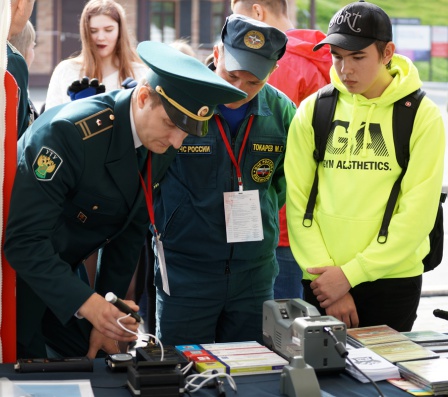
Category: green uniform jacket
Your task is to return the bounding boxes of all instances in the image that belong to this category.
[154,83,296,267]
[4,88,174,356]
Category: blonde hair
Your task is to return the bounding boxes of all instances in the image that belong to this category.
[77,0,142,83]
[169,39,196,58]
[9,20,35,63]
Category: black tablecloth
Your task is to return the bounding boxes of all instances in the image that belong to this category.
[0,358,415,397]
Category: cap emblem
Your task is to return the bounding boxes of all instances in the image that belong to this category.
[244,30,265,50]
[197,106,210,117]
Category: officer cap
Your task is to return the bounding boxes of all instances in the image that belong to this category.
[221,14,288,81]
[137,41,247,137]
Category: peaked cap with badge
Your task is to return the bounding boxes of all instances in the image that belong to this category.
[313,0,392,52]
[137,41,247,137]
[221,14,288,81]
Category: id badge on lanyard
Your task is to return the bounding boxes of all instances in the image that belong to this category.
[215,115,264,243]
[140,154,170,295]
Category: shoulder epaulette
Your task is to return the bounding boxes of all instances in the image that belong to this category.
[75,108,115,140]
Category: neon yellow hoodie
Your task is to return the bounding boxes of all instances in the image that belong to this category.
[285,54,445,288]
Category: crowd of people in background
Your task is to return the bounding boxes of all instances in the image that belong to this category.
[1,0,445,361]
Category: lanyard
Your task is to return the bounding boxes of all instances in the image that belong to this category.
[215,114,254,192]
[138,152,157,235]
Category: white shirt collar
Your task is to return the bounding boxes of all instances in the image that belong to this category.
[129,102,143,149]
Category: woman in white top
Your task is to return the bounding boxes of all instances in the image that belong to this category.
[45,0,147,110]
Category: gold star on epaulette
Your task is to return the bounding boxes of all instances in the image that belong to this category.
[75,108,114,140]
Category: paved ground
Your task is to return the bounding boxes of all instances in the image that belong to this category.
[29,83,448,333]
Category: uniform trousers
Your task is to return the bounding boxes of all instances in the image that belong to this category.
[155,254,278,346]
[302,275,422,332]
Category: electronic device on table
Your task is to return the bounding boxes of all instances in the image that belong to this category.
[263,298,347,372]
[127,344,187,397]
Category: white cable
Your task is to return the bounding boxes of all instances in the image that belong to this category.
[115,315,237,393]
[184,369,237,393]
[116,314,164,361]
[181,360,194,375]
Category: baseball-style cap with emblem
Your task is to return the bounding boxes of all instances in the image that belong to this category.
[313,0,392,52]
[137,41,247,137]
[221,14,287,81]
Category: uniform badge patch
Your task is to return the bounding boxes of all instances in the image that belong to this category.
[252,158,274,183]
[244,30,265,49]
[33,146,63,181]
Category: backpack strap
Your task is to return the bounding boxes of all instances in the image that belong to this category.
[303,84,338,227]
[377,88,426,243]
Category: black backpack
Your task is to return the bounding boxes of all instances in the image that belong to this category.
[304,84,445,272]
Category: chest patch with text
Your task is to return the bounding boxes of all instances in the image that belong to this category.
[251,143,284,153]
[178,144,212,154]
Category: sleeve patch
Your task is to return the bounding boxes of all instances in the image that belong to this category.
[33,146,63,181]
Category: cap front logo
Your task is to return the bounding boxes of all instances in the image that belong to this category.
[330,10,362,33]
[244,30,265,49]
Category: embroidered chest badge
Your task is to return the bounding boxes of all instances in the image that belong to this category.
[251,158,274,183]
[33,146,63,181]
[244,30,265,49]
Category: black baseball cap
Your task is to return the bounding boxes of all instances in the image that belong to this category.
[137,41,247,137]
[313,1,392,52]
[221,14,287,80]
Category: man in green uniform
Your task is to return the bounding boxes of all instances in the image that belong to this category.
[4,41,246,359]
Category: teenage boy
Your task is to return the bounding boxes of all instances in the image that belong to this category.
[285,1,445,331]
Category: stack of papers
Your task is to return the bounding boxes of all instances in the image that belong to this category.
[345,347,400,383]
[176,341,289,376]
[347,325,409,348]
[347,325,439,363]
[402,330,448,353]
[397,357,448,396]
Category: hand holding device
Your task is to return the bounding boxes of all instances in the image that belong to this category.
[105,292,143,324]
[67,76,106,100]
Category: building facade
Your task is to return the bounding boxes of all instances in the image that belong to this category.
[30,0,297,87]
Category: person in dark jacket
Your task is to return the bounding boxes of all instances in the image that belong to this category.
[153,15,296,345]
[4,41,246,359]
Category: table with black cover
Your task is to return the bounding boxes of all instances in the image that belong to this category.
[0,358,413,397]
